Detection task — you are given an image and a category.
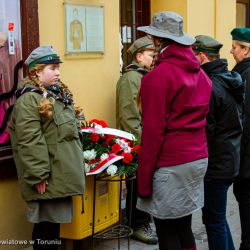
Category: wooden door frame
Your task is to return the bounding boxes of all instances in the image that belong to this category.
[0,0,39,179]
[21,0,40,74]
[237,0,250,27]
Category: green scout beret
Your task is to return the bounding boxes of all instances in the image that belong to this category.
[25,45,62,69]
[127,36,154,57]
[231,28,250,43]
[192,35,223,54]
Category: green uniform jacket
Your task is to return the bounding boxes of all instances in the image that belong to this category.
[116,61,148,144]
[9,81,85,201]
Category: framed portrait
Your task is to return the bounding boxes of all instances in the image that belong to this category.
[64,2,104,54]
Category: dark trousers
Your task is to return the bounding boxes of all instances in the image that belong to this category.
[32,221,60,250]
[234,177,250,250]
[202,178,235,250]
[153,214,196,250]
[126,176,151,229]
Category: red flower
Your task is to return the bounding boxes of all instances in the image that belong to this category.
[132,145,140,153]
[90,119,108,128]
[123,153,133,164]
[111,143,122,153]
[90,119,100,125]
[90,133,99,142]
[98,120,108,128]
[105,135,114,146]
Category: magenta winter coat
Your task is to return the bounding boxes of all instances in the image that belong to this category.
[137,43,212,197]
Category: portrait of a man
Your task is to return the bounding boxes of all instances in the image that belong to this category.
[70,8,84,50]
[65,4,104,54]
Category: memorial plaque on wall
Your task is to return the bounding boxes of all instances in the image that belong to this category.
[64,2,104,55]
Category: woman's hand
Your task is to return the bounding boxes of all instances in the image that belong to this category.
[35,180,48,194]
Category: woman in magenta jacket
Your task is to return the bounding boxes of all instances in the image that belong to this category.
[136,12,212,250]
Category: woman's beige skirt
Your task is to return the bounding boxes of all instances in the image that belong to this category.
[137,158,208,219]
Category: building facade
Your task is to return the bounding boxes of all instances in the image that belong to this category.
[0,0,249,249]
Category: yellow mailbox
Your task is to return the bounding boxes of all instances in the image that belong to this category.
[60,175,120,239]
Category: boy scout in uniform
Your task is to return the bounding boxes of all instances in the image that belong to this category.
[116,36,158,244]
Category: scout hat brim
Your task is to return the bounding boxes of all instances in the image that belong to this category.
[138,25,195,46]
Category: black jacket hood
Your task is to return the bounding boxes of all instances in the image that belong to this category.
[202,59,245,104]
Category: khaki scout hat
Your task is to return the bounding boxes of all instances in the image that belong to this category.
[25,45,62,69]
[137,12,195,46]
[192,35,223,54]
[127,36,154,57]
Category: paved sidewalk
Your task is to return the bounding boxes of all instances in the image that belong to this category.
[88,186,241,250]
[23,186,241,250]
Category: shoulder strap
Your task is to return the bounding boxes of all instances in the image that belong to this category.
[15,87,43,99]
[125,64,148,76]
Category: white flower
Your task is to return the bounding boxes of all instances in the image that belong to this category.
[83,149,97,161]
[100,153,109,161]
[106,164,118,176]
[84,163,91,172]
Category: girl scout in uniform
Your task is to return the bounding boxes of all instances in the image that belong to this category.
[9,46,85,250]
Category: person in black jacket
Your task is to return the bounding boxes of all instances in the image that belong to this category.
[193,35,244,250]
[231,28,250,250]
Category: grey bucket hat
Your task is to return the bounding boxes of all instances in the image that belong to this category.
[137,12,195,46]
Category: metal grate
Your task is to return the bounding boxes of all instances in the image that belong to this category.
[120,0,151,70]
[93,224,132,239]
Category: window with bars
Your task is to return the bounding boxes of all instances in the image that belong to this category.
[120,0,150,69]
